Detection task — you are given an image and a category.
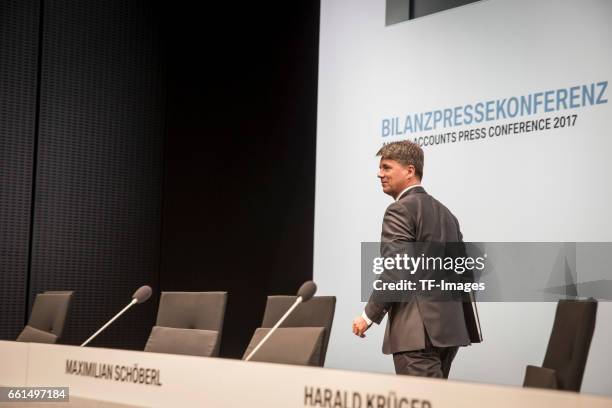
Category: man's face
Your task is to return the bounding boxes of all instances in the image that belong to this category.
[377,159,413,198]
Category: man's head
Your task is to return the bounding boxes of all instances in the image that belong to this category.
[376,140,424,199]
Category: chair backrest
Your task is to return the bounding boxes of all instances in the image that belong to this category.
[242,327,325,366]
[22,292,73,341]
[541,299,597,391]
[261,296,336,366]
[145,326,219,357]
[150,292,227,356]
[16,325,58,344]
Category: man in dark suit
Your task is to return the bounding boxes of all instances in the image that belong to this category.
[352,140,471,378]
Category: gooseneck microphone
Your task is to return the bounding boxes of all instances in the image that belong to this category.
[244,281,317,361]
[80,285,153,347]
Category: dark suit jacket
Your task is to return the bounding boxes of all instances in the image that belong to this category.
[365,186,471,354]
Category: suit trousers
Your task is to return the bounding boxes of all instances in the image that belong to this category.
[392,335,459,378]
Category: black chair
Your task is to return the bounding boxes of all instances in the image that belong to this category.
[523,299,597,391]
[16,292,74,344]
[145,291,227,357]
[243,295,336,366]
[243,327,325,366]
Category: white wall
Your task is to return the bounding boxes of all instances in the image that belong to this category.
[314,0,612,396]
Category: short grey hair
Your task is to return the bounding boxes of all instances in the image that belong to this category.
[376,140,424,179]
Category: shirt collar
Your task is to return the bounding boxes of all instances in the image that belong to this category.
[396,184,422,201]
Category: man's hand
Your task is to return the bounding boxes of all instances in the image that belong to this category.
[352,316,369,338]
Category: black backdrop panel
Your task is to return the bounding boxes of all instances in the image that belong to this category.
[412,0,480,19]
[0,0,40,340]
[160,1,319,358]
[29,0,165,349]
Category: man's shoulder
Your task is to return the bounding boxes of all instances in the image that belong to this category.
[384,200,409,218]
[396,190,459,220]
[395,188,429,208]
[431,195,458,218]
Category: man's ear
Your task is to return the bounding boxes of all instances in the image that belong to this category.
[404,164,416,179]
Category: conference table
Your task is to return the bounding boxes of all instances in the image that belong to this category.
[0,340,610,407]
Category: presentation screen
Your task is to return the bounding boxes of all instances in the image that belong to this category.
[314,0,612,395]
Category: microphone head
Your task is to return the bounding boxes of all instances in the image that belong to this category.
[132,285,152,304]
[297,281,317,302]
